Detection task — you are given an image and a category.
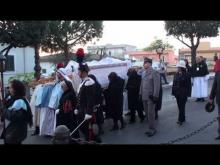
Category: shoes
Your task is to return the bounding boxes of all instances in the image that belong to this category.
[110,126,119,131]
[98,129,104,135]
[129,120,136,124]
[93,136,102,143]
[125,112,131,116]
[215,135,220,140]
[31,126,39,136]
[120,123,126,129]
[177,121,185,126]
[196,98,205,102]
[145,130,157,137]
[200,98,205,102]
[196,98,201,102]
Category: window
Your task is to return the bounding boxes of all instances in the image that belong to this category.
[5,55,15,72]
[42,69,47,74]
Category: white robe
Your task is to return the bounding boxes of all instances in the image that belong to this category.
[192,75,209,98]
[39,82,62,136]
[72,72,81,94]
[48,83,63,110]
[30,85,41,128]
[39,107,55,136]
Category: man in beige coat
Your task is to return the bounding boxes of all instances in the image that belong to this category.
[140,58,160,137]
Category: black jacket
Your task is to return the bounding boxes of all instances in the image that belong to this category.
[126,72,141,110]
[94,82,103,106]
[2,96,32,144]
[78,77,96,116]
[192,61,209,77]
[186,64,193,76]
[57,89,77,132]
[105,76,125,117]
[59,90,77,114]
[172,72,191,98]
[210,71,220,104]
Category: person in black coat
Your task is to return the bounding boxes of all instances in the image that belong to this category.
[126,69,144,123]
[1,80,33,144]
[172,60,191,126]
[155,78,162,120]
[77,63,96,141]
[105,72,125,130]
[191,56,209,102]
[184,59,192,97]
[209,68,220,140]
[56,79,79,139]
[88,74,104,136]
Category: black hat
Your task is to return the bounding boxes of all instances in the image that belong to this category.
[205,102,215,113]
[144,57,152,64]
[78,63,90,73]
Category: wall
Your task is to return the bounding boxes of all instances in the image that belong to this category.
[0,45,35,86]
[129,51,177,64]
[24,47,35,73]
[40,62,55,76]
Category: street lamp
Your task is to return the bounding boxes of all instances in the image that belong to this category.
[0,52,6,100]
[156,46,165,62]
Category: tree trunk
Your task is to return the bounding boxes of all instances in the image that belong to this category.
[191,46,197,66]
[34,44,41,80]
[64,46,70,66]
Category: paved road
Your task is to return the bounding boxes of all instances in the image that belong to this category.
[0,74,218,144]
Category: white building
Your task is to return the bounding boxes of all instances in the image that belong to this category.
[0,45,35,85]
[87,44,137,59]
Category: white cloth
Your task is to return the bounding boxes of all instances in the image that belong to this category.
[48,82,63,110]
[8,99,27,111]
[30,85,42,127]
[39,107,55,136]
[72,72,81,93]
[35,85,44,107]
[77,77,95,94]
[192,77,208,98]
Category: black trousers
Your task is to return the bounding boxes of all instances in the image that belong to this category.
[130,99,144,121]
[113,115,124,128]
[160,73,168,84]
[112,108,125,128]
[80,120,90,141]
[175,96,187,122]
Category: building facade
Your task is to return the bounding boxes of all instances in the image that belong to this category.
[126,49,177,65]
[87,44,137,59]
[179,42,220,69]
[0,45,35,85]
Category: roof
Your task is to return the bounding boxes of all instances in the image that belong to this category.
[40,53,76,63]
[179,48,220,54]
[87,44,137,50]
[126,50,172,56]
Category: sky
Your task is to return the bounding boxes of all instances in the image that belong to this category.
[83,21,220,55]
[42,21,220,56]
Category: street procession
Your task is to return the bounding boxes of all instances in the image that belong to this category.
[0,21,219,145]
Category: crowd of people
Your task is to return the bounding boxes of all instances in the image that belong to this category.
[1,50,220,144]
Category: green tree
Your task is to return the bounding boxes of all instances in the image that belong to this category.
[143,38,173,51]
[165,21,220,65]
[143,38,173,60]
[0,21,49,80]
[42,21,103,64]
